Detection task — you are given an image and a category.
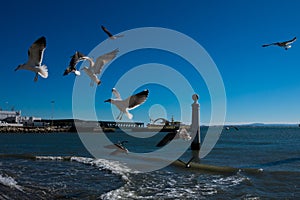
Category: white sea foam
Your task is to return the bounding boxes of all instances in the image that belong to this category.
[35,155,137,182]
[36,156,65,160]
[0,173,23,191]
[70,156,138,182]
[101,170,249,199]
[212,175,246,187]
[33,155,247,199]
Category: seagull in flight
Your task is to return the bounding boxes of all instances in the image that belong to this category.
[225,125,239,131]
[63,51,85,76]
[101,25,124,39]
[104,141,129,155]
[156,128,192,147]
[104,88,149,120]
[15,36,48,82]
[262,37,297,50]
[81,49,119,86]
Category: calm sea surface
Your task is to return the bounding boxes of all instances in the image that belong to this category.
[0,127,299,199]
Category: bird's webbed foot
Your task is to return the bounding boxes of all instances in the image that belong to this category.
[34,73,38,82]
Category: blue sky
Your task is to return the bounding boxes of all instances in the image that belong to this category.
[1,0,300,124]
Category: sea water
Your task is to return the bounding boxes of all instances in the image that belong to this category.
[0,127,299,199]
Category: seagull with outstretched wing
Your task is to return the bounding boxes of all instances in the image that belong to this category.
[104,88,149,120]
[81,49,119,86]
[262,37,297,50]
[63,51,85,76]
[101,25,124,39]
[15,36,48,82]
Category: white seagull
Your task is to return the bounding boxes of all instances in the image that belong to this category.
[101,25,124,39]
[81,49,119,86]
[63,51,85,76]
[156,128,192,147]
[104,88,149,120]
[262,37,297,50]
[15,36,48,82]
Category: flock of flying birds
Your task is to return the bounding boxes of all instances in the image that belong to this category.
[13,25,193,158]
[14,25,297,118]
[15,25,149,122]
[14,32,297,84]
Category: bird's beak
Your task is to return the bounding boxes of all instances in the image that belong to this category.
[104,99,111,103]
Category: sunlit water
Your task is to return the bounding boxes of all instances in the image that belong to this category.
[0,127,299,199]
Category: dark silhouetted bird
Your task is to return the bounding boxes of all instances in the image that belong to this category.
[63,51,85,76]
[101,25,124,39]
[262,37,296,50]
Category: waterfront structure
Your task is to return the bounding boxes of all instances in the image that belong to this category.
[0,110,45,127]
[146,116,181,131]
[0,110,21,123]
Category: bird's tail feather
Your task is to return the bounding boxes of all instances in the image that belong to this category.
[74,70,81,76]
[37,65,48,78]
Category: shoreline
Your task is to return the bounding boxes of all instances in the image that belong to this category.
[0,126,74,133]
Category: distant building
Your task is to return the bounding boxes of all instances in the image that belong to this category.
[0,110,45,127]
[21,116,49,127]
[0,110,21,123]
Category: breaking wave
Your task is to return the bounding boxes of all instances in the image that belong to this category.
[0,173,23,191]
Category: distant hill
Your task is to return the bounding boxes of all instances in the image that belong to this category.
[232,123,299,128]
[201,123,299,128]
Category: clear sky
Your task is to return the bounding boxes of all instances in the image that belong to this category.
[1,0,300,125]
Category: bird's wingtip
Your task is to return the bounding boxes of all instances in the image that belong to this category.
[36,36,46,44]
[63,68,70,76]
[14,65,20,71]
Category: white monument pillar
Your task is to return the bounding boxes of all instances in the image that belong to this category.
[191,94,200,150]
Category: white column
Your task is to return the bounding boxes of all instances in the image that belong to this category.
[191,94,200,150]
